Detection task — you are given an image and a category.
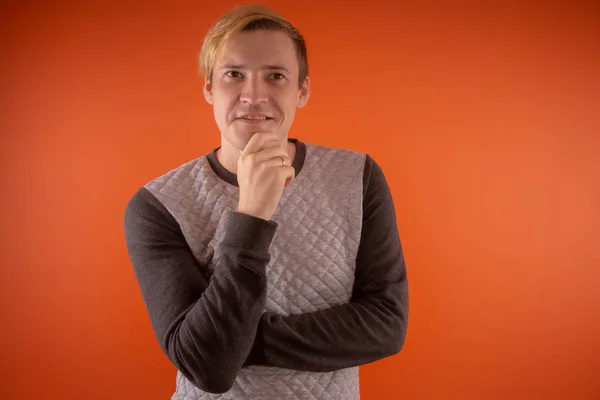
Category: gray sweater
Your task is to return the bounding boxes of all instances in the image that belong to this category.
[124,139,408,399]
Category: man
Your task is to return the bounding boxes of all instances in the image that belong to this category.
[124,4,408,400]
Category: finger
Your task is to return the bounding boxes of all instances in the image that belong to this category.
[242,132,280,155]
[279,166,296,187]
[252,146,291,165]
[262,156,291,169]
[278,166,295,185]
[284,171,295,187]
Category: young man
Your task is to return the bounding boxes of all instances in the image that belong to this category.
[124,4,408,400]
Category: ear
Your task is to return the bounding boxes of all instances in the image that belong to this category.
[297,76,311,109]
[203,77,214,105]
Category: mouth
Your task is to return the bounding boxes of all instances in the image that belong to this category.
[237,115,274,122]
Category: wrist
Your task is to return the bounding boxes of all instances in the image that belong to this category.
[237,206,271,221]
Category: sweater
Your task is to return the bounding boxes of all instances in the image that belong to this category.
[123,138,409,399]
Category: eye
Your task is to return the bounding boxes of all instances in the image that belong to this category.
[225,71,242,78]
[270,72,286,80]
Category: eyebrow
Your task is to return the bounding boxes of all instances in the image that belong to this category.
[218,63,291,73]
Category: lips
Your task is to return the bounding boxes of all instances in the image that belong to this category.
[237,115,273,120]
[237,119,272,125]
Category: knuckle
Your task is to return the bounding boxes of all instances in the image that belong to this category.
[247,153,258,166]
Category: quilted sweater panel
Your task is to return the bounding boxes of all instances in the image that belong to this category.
[145,143,366,400]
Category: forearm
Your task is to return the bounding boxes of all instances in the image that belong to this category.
[125,188,276,393]
[164,238,268,392]
[250,280,407,372]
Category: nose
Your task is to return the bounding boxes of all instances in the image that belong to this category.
[239,75,268,105]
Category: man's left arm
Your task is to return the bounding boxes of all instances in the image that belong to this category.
[245,154,409,372]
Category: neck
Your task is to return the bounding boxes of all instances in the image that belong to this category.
[216,137,296,175]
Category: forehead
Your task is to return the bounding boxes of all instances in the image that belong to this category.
[220,30,298,71]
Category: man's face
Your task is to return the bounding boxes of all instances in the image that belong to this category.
[203,29,310,150]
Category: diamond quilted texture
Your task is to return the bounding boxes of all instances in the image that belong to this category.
[172,366,360,400]
[147,143,366,400]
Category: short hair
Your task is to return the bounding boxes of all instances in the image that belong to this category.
[199,4,309,87]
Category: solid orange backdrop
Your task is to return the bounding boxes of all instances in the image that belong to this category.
[1,1,599,399]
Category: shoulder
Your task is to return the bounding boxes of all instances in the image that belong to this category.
[304,141,366,159]
[123,154,211,226]
[302,141,368,177]
[302,141,388,188]
[143,155,209,195]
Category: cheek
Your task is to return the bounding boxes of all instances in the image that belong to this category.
[212,95,236,121]
[280,95,299,119]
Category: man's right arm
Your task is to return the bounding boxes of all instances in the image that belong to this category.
[123,187,274,394]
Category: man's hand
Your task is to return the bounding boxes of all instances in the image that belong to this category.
[237,133,295,221]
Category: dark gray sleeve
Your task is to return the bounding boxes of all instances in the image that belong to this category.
[247,154,409,372]
[123,188,276,394]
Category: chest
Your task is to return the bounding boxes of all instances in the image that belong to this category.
[187,181,361,316]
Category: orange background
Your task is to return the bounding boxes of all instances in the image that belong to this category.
[2,1,599,399]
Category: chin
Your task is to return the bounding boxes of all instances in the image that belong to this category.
[221,130,255,151]
[221,120,286,149]
[233,127,281,144]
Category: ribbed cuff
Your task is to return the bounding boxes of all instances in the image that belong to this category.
[221,209,277,254]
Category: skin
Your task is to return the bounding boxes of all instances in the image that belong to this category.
[203,29,311,175]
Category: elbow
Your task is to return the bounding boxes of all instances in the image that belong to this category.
[389,322,407,355]
[174,352,236,393]
[171,355,237,394]
[367,315,407,362]
[381,318,407,357]
[382,297,408,357]
[165,333,237,394]
[192,372,235,395]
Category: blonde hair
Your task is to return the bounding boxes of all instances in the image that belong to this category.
[199,4,308,86]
